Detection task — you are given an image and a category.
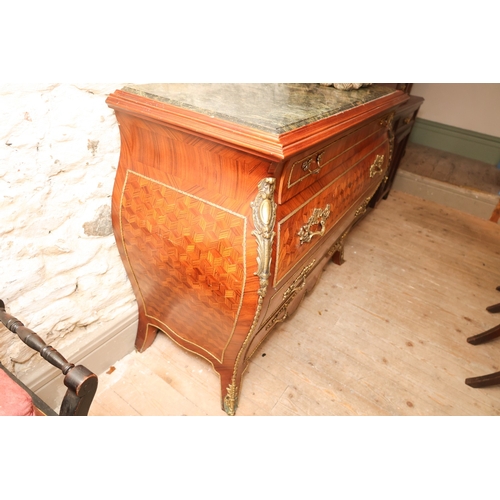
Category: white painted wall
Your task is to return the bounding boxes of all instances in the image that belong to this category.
[0,83,137,379]
[411,83,500,138]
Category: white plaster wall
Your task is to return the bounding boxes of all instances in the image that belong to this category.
[412,83,500,138]
[0,83,137,377]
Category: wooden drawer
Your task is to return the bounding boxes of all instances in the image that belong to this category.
[394,109,416,131]
[244,257,318,362]
[273,139,389,286]
[393,96,423,132]
[277,117,388,204]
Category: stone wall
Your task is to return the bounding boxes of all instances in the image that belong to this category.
[0,83,137,378]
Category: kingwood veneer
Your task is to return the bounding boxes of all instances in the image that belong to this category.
[107,84,408,415]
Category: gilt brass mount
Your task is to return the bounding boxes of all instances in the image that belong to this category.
[355,197,372,217]
[369,155,385,178]
[301,151,324,176]
[251,178,277,296]
[265,260,317,331]
[298,204,331,244]
[379,112,395,128]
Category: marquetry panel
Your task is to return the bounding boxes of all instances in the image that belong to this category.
[120,170,247,362]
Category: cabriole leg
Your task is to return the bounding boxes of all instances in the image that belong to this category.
[135,310,159,353]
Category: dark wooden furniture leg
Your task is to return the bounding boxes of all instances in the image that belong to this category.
[485,286,500,312]
[466,324,500,345]
[465,371,500,388]
[0,300,98,416]
[464,324,500,388]
[486,303,500,313]
[464,286,500,388]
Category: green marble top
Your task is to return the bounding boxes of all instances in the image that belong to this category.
[122,83,396,135]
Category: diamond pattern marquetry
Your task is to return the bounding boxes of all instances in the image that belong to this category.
[121,171,246,362]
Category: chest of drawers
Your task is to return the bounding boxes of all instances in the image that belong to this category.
[106,84,408,415]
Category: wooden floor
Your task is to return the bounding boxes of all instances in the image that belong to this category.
[89,190,500,416]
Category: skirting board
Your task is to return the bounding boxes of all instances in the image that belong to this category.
[27,305,138,412]
[409,118,500,166]
[392,169,499,221]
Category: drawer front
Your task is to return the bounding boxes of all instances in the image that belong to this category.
[394,108,417,131]
[278,117,388,204]
[245,257,319,362]
[274,139,388,285]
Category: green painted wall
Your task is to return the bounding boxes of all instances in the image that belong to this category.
[409,118,500,166]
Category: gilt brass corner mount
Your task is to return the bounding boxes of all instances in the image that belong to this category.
[251,178,277,297]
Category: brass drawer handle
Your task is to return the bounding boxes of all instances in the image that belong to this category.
[369,154,385,178]
[403,116,412,125]
[301,151,325,175]
[316,151,325,167]
[355,197,371,217]
[298,204,331,244]
[265,259,317,331]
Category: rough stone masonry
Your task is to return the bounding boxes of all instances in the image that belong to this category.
[0,83,136,377]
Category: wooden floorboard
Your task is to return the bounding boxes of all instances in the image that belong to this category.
[89,190,500,416]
